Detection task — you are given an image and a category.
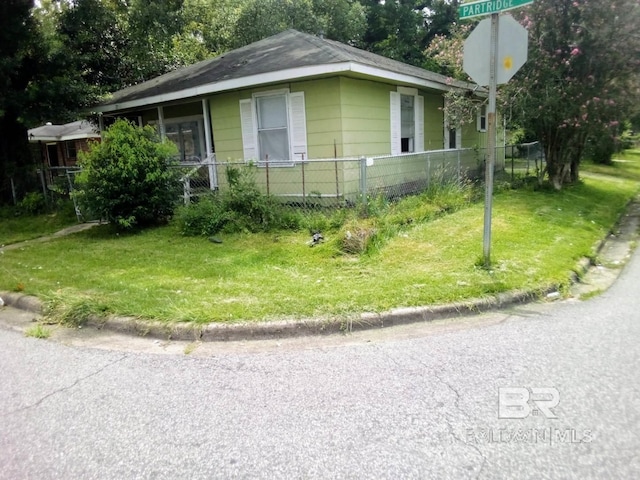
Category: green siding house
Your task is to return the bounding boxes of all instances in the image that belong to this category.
[94,30,488,201]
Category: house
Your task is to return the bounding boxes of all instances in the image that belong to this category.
[28,120,100,168]
[93,29,490,203]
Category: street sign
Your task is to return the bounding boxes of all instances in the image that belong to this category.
[459,11,531,267]
[463,14,528,86]
[459,0,534,19]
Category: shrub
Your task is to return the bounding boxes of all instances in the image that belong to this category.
[74,119,181,230]
[175,194,229,236]
[17,192,46,215]
[175,165,292,236]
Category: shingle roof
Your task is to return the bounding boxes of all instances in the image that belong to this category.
[97,29,472,112]
[28,120,100,142]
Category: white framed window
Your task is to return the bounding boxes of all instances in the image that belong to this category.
[444,125,462,149]
[240,89,307,164]
[477,104,487,132]
[390,87,424,155]
[443,95,462,149]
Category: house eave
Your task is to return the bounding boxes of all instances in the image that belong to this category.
[94,62,474,114]
[28,133,100,143]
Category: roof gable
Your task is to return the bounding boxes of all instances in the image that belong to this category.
[97,29,472,113]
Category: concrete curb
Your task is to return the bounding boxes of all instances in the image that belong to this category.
[2,197,637,342]
[0,287,554,342]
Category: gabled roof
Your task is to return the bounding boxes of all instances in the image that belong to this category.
[95,29,474,114]
[28,120,100,142]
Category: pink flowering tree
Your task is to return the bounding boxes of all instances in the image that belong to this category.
[426,0,640,189]
[506,0,640,188]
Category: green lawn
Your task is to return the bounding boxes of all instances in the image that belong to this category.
[1,152,638,325]
[0,201,78,246]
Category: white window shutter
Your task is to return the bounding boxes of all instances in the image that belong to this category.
[415,95,424,152]
[456,128,462,148]
[289,92,307,161]
[390,92,401,155]
[239,99,257,161]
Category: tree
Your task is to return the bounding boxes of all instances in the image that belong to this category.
[0,0,51,204]
[177,0,243,56]
[426,0,640,189]
[123,0,188,82]
[361,0,428,66]
[232,0,321,47]
[57,0,130,104]
[310,0,367,45]
[74,119,181,229]
[506,0,640,188]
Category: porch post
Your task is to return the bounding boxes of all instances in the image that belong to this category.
[98,113,104,139]
[202,98,217,189]
[157,106,166,140]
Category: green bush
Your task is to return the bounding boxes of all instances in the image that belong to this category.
[175,194,230,236]
[74,119,181,230]
[175,166,296,236]
[17,192,46,215]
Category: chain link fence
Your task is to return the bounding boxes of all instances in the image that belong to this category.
[504,141,546,181]
[37,143,541,218]
[206,145,504,208]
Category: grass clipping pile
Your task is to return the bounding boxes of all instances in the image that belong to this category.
[339,220,378,255]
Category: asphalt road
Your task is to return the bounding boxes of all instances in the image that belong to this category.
[2,252,640,479]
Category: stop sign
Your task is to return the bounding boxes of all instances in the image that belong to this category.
[463,14,528,86]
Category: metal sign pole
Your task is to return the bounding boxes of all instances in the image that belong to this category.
[483,13,499,267]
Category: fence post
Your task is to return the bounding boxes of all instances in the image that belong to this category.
[334,160,340,205]
[207,158,217,191]
[183,177,190,205]
[265,157,270,196]
[301,160,306,207]
[426,153,431,188]
[38,169,48,206]
[359,156,367,206]
[10,178,17,205]
[66,171,83,222]
[457,150,461,183]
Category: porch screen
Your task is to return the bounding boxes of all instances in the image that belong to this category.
[165,120,202,162]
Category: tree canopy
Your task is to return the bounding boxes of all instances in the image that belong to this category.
[1,0,639,203]
[427,0,640,188]
[508,0,640,188]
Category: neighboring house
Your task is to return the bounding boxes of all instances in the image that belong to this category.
[28,120,100,168]
[93,29,489,201]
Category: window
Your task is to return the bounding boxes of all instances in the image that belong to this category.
[449,128,457,149]
[65,141,77,160]
[165,120,203,162]
[443,96,462,149]
[390,88,424,156]
[240,90,307,164]
[444,125,462,149]
[256,94,290,161]
[400,95,415,153]
[477,105,487,132]
[153,116,205,162]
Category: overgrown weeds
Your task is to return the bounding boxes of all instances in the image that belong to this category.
[175,166,477,256]
[24,324,51,339]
